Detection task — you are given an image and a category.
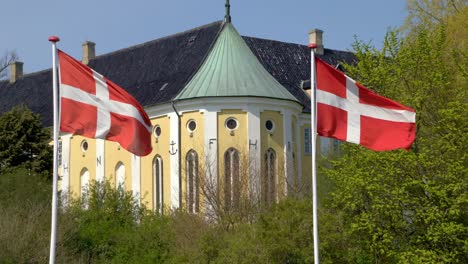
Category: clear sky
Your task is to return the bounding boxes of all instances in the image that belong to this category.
[1,0,407,74]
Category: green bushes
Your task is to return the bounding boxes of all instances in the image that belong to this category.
[61,181,175,263]
[0,165,466,263]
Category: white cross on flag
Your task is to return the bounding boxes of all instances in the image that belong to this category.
[58,50,152,156]
[315,57,416,151]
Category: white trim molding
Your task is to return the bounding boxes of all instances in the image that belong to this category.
[131,154,141,203]
[246,106,261,202]
[282,109,293,196]
[168,112,180,209]
[96,139,105,183]
[60,134,71,199]
[203,109,218,215]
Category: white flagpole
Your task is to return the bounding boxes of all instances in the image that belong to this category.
[309,43,319,264]
[48,35,60,264]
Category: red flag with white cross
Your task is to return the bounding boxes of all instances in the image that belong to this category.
[58,50,152,156]
[315,57,416,151]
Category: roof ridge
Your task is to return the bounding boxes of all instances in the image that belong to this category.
[1,24,353,86]
[243,35,355,55]
[242,35,307,47]
[91,20,224,61]
[1,21,224,86]
[0,68,51,85]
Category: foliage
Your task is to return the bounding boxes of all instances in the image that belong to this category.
[63,180,175,263]
[176,198,314,263]
[321,2,468,262]
[1,1,466,263]
[0,168,68,263]
[0,105,52,175]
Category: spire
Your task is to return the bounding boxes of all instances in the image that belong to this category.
[175,23,298,103]
[225,0,231,23]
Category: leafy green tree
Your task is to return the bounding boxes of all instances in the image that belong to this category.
[321,3,467,262]
[0,105,52,175]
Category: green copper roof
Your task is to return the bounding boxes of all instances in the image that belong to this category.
[175,23,298,102]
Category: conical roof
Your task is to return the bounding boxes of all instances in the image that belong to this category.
[175,23,299,102]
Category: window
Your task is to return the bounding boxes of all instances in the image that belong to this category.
[115,162,126,191]
[263,148,277,205]
[265,120,275,133]
[225,117,238,130]
[224,148,240,210]
[187,120,197,132]
[304,128,312,155]
[154,125,162,138]
[80,168,90,207]
[186,150,199,213]
[81,140,88,152]
[153,156,164,213]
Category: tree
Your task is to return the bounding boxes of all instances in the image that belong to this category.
[0,50,18,79]
[0,105,52,175]
[320,2,467,262]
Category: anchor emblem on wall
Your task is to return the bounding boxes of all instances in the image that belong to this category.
[169,140,178,155]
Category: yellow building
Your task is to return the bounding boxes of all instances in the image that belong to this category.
[1,12,354,214]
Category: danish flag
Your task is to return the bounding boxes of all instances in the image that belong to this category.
[315,57,416,151]
[58,50,152,156]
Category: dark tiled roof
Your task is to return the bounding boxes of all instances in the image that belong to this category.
[0,69,54,126]
[87,21,223,108]
[244,36,356,112]
[0,21,356,126]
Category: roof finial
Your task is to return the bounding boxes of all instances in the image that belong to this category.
[225,0,231,23]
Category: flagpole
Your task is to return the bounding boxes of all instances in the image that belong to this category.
[48,35,60,264]
[309,43,319,264]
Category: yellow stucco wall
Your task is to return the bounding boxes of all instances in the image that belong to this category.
[180,111,205,211]
[140,115,171,210]
[64,106,308,211]
[260,110,285,199]
[104,140,132,191]
[68,135,96,198]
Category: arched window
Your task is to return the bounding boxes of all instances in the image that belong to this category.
[263,148,277,205]
[186,150,199,213]
[153,155,164,213]
[224,148,240,210]
[80,168,90,206]
[115,162,126,191]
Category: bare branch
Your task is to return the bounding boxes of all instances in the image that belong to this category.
[0,51,19,79]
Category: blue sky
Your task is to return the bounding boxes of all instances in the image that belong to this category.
[1,0,407,74]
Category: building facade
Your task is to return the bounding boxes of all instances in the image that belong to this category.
[0,18,354,213]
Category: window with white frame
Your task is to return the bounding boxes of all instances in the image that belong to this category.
[153,155,163,213]
[115,162,126,191]
[224,148,240,210]
[80,168,90,207]
[186,150,199,213]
